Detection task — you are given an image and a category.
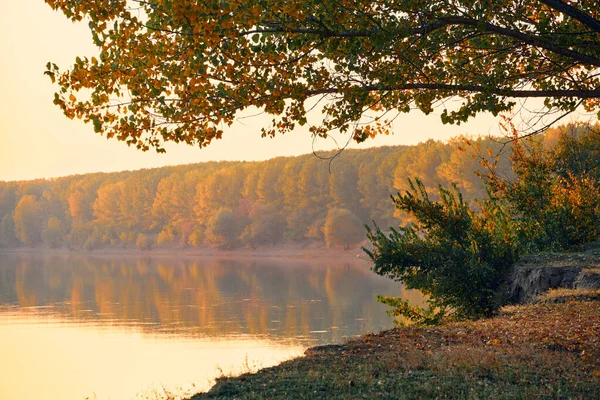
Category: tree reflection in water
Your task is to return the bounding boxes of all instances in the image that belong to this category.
[0,253,418,344]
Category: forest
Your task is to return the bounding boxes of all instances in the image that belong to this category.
[0,129,568,252]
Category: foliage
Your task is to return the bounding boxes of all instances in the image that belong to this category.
[367,124,600,324]
[13,195,43,246]
[156,227,176,247]
[0,139,517,251]
[483,125,600,252]
[323,208,363,249]
[45,1,600,150]
[365,179,518,324]
[552,125,600,181]
[240,203,285,247]
[83,228,102,251]
[187,228,205,247]
[136,233,153,250]
[0,213,18,247]
[42,217,64,248]
[205,208,243,250]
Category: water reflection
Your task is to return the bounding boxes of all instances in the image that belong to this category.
[0,254,407,343]
[0,253,414,399]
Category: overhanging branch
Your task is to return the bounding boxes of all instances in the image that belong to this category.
[306,84,600,99]
[539,0,600,34]
[249,16,600,69]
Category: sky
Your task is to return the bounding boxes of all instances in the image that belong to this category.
[0,1,508,183]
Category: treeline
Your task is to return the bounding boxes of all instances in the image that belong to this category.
[0,128,571,251]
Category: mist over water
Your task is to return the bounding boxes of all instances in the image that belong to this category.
[0,253,410,399]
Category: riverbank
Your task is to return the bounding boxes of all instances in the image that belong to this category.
[190,249,600,399]
[191,290,600,399]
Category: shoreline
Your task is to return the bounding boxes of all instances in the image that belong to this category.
[0,243,371,262]
[189,249,600,399]
[190,292,600,399]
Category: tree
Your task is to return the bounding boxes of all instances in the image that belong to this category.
[241,202,286,246]
[45,1,600,150]
[323,207,364,249]
[156,226,177,247]
[357,148,401,226]
[366,180,519,324]
[42,217,64,248]
[482,125,600,251]
[0,183,17,219]
[153,171,199,244]
[329,159,364,218]
[0,213,18,247]
[13,195,43,246]
[136,233,153,250]
[204,208,244,249]
[194,165,246,224]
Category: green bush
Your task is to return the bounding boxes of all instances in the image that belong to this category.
[365,179,518,324]
[205,208,245,249]
[83,230,102,251]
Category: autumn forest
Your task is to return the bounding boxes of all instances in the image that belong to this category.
[0,133,526,252]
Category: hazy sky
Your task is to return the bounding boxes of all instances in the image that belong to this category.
[0,1,507,182]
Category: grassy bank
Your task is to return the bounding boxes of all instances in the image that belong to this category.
[191,289,600,399]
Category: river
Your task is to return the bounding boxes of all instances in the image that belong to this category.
[0,252,414,399]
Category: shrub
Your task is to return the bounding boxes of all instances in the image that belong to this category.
[83,230,102,251]
[366,179,518,324]
[205,208,243,249]
[240,203,285,247]
[483,127,600,252]
[119,231,136,245]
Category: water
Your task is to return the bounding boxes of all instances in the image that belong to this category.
[0,252,411,399]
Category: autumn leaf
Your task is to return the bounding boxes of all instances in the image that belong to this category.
[43,0,600,151]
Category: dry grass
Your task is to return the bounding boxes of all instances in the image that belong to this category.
[538,287,600,302]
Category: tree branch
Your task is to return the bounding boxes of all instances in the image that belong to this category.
[251,16,600,68]
[538,0,600,34]
[417,17,600,69]
[306,84,600,99]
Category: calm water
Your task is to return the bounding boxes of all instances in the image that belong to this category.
[0,253,412,399]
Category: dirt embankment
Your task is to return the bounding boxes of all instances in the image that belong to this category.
[507,244,600,303]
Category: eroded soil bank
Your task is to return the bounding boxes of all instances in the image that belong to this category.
[507,245,600,303]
